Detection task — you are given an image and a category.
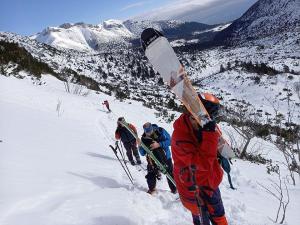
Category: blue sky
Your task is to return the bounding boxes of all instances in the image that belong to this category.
[0,0,257,35]
[0,0,169,35]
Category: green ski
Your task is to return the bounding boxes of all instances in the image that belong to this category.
[119,120,176,186]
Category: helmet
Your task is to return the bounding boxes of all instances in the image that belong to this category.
[198,93,220,119]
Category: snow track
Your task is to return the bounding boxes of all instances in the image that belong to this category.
[96,115,116,143]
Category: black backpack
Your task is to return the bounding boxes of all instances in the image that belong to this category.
[142,136,168,167]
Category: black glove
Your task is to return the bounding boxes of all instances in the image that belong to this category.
[202,120,216,132]
[195,121,216,143]
[195,127,203,143]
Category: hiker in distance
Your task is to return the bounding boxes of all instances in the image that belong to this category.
[102,100,111,112]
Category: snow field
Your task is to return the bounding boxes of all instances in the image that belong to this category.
[0,75,299,225]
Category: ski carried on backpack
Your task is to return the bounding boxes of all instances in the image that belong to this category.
[140,28,235,159]
[119,120,176,186]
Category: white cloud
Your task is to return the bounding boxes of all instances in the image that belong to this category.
[120,1,152,12]
[133,0,257,24]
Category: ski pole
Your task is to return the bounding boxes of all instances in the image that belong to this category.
[109,145,134,185]
[115,142,134,181]
[189,165,204,223]
[109,144,134,184]
[117,141,126,162]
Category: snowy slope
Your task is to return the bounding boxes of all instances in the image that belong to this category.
[0,75,188,225]
[1,75,300,225]
[181,38,300,125]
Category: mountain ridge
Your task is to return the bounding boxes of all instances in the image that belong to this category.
[32,19,222,51]
[214,0,300,44]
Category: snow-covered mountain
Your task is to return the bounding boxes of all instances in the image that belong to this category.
[32,19,220,51]
[32,20,134,52]
[215,0,300,44]
[123,20,185,36]
[124,19,215,38]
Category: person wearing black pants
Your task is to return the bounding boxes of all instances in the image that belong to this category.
[138,122,176,194]
[115,117,141,165]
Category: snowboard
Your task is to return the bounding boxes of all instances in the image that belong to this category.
[141,28,235,159]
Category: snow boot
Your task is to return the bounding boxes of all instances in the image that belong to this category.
[147,188,157,195]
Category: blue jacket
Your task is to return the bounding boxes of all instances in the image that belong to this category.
[139,124,172,159]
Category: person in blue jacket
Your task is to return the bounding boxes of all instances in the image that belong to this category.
[138,122,177,194]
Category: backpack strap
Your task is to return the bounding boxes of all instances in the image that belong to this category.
[218,154,236,190]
